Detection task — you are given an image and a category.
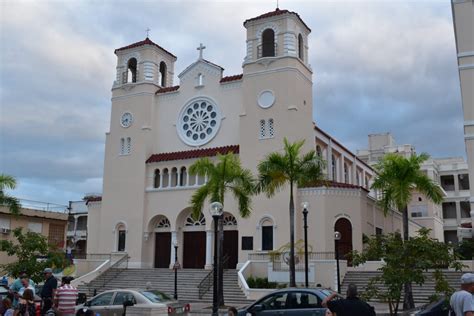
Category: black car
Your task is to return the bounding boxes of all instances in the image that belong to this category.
[416,298,450,316]
[238,288,340,316]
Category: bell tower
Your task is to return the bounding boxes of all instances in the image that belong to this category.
[94,38,177,267]
[240,8,314,168]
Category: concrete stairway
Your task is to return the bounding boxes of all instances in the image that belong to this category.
[78,268,252,305]
[341,271,464,303]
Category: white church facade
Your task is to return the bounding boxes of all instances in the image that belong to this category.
[87,8,406,270]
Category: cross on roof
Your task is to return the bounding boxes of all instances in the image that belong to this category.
[197,43,206,60]
[146,27,151,38]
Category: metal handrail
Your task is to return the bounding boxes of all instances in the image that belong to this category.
[197,255,230,299]
[90,253,128,292]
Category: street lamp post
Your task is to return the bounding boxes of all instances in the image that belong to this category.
[209,201,223,316]
[173,240,178,300]
[334,231,341,294]
[301,202,309,288]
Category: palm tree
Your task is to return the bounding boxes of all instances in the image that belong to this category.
[371,153,443,310]
[257,138,325,287]
[189,152,255,306]
[0,174,20,215]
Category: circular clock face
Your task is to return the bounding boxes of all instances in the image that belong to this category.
[177,98,221,146]
[258,90,275,109]
[120,112,133,128]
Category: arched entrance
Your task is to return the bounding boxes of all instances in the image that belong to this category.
[334,218,353,264]
[182,212,206,268]
[222,213,238,269]
[152,215,171,268]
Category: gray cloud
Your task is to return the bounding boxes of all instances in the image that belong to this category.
[0,0,465,204]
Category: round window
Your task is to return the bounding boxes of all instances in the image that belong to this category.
[258,90,275,109]
[177,99,221,146]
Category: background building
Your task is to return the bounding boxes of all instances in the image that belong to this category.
[67,200,89,259]
[451,0,474,240]
[0,201,68,267]
[357,133,473,242]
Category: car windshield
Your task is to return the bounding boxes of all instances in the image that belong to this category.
[319,290,334,298]
[140,290,172,303]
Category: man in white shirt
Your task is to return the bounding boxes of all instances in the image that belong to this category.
[450,273,474,316]
[18,276,35,297]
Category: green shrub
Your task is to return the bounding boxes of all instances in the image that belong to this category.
[246,275,279,288]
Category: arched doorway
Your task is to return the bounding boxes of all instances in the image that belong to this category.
[152,215,171,268]
[222,213,238,269]
[182,212,206,268]
[334,218,353,265]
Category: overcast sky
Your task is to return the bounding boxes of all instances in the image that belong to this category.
[0,0,465,205]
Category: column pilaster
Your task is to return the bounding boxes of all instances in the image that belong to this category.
[205,230,213,270]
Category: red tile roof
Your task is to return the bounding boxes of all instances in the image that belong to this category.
[300,180,369,192]
[220,74,243,83]
[146,145,240,163]
[156,85,180,94]
[244,8,311,32]
[114,37,177,59]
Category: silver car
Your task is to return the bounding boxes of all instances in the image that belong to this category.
[238,288,341,316]
[76,289,190,316]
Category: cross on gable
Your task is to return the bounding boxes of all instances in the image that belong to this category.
[146,27,151,38]
[197,43,206,60]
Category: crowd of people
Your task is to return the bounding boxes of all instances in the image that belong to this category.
[0,268,79,316]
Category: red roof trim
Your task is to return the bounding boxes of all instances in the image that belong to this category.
[220,74,243,83]
[114,37,177,59]
[300,180,369,192]
[156,85,180,94]
[314,125,374,172]
[146,145,240,163]
[244,8,311,32]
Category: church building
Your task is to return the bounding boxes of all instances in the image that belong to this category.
[87,8,405,270]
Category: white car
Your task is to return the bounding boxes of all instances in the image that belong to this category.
[76,289,190,316]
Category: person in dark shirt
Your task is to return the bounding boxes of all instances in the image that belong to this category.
[322,283,376,316]
[41,268,58,316]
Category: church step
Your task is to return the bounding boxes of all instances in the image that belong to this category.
[79,268,250,304]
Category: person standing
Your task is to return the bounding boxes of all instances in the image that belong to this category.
[66,245,73,265]
[17,276,35,297]
[9,273,35,308]
[322,283,376,316]
[450,273,474,316]
[55,276,78,316]
[41,268,58,316]
[15,288,36,316]
[2,298,14,316]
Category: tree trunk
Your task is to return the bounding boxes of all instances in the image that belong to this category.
[289,182,296,287]
[401,206,415,310]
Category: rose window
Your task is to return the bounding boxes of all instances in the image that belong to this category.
[178,99,221,146]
